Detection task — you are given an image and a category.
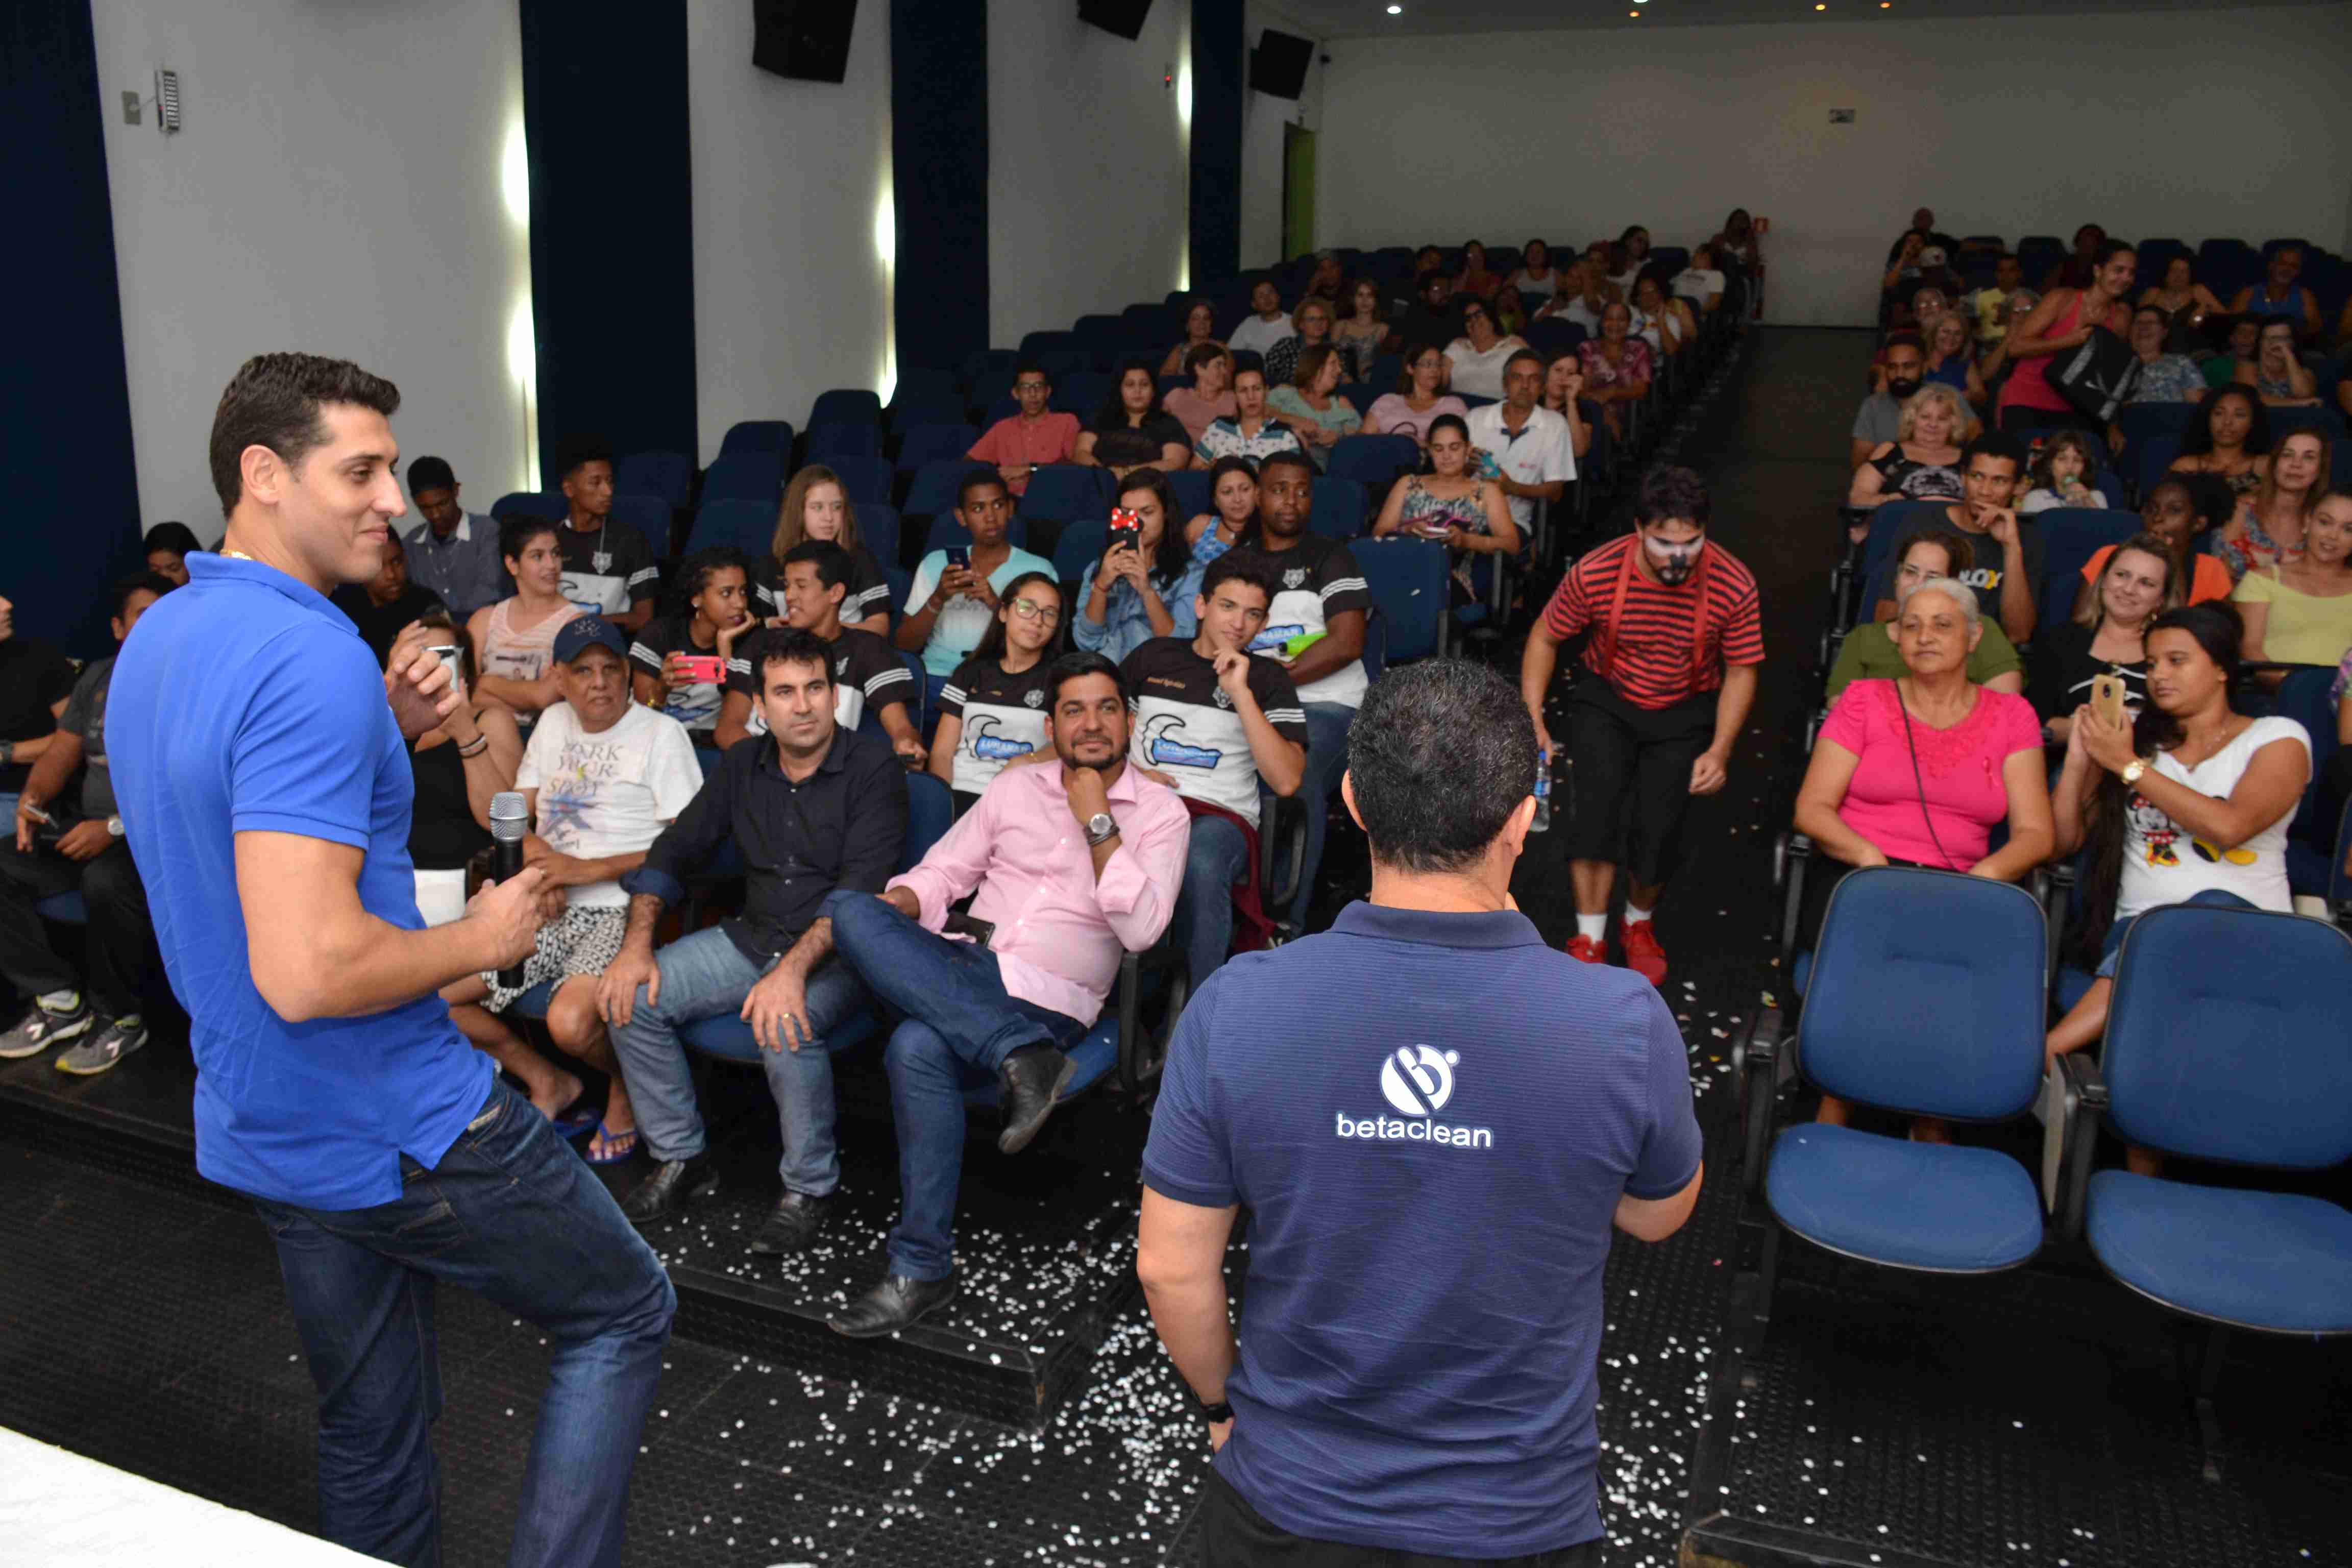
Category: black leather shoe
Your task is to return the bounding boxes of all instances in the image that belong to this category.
[827,1272,959,1339]
[995,1045,1076,1155]
[620,1154,719,1226]
[748,1189,831,1255]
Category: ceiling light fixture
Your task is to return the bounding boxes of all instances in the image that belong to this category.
[1386,3,1401,11]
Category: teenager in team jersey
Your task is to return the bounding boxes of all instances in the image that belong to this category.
[931,571,1069,812]
[715,542,923,767]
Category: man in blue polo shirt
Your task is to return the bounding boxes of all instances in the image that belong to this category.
[109,352,675,1568]
[1137,658,1704,1564]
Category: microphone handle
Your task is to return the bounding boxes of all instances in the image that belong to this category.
[493,837,528,990]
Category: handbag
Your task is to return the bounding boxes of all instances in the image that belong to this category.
[2050,322,2142,422]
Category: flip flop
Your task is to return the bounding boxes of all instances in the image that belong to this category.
[585,1121,640,1165]
[552,1097,599,1136]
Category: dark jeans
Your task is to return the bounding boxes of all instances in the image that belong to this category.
[1560,681,1714,888]
[1285,702,1356,928]
[1201,1470,1602,1567]
[250,1077,675,1568]
[0,835,152,1016]
[823,889,1087,1281]
[1173,813,1253,989]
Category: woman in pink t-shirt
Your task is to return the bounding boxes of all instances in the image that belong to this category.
[1793,574,2053,1129]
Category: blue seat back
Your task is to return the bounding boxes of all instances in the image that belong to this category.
[1524,318,1586,358]
[616,450,692,508]
[2268,405,2348,446]
[1326,434,1418,487]
[2105,904,2352,1168]
[1019,465,1111,523]
[702,451,784,504]
[960,349,1016,384]
[720,420,795,457]
[807,423,881,462]
[1309,477,1367,540]
[968,369,1016,413]
[1052,520,1109,587]
[609,494,670,551]
[1355,538,1448,663]
[902,771,953,872]
[889,367,960,408]
[1054,371,1113,418]
[687,499,775,556]
[1801,868,2047,1120]
[817,455,893,507]
[887,394,968,434]
[1165,469,1213,522]
[895,423,979,472]
[2134,434,2184,502]
[2035,508,2143,633]
[2272,665,2340,845]
[925,512,1031,554]
[855,504,900,572]
[491,491,566,521]
[808,389,882,428]
[904,461,994,520]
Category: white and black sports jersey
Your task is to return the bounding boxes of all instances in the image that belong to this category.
[752,543,893,629]
[628,615,725,734]
[1120,637,1307,829]
[1219,534,1373,708]
[556,519,660,617]
[726,627,915,737]
[940,656,1056,796]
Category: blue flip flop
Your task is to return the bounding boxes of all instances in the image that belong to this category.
[553,1099,599,1136]
[585,1121,640,1165]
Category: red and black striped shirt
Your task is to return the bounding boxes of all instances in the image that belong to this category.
[1539,534,1765,709]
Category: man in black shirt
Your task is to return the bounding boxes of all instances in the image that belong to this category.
[552,435,658,632]
[329,531,445,667]
[602,627,909,1250]
[0,592,78,808]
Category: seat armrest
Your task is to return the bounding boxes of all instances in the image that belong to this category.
[1775,834,1813,962]
[2042,1052,2108,1239]
[1116,928,1189,1097]
[1735,1005,1786,1198]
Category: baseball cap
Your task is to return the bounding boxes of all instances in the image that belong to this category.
[552,615,628,664]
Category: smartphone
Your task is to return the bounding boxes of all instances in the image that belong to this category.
[1109,508,1143,551]
[425,644,465,700]
[673,654,725,683]
[2090,673,2127,731]
[945,546,971,572]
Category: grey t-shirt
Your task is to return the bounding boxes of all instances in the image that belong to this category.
[59,655,117,819]
[1851,392,1902,447]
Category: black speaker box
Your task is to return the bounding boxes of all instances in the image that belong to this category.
[1078,0,1153,41]
[753,0,858,83]
[1251,28,1313,100]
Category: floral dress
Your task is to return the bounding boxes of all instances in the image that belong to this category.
[1396,476,1493,599]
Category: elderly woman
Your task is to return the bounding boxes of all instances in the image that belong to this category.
[1266,296,1337,390]
[1795,572,2052,1131]
[1577,301,1652,438]
[1442,297,1532,402]
[1825,531,2023,699]
[1266,345,1364,469]
[1847,383,1972,514]
[2030,533,2176,746]
[1922,311,1988,407]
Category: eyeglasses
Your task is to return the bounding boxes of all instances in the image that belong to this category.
[1009,597,1061,624]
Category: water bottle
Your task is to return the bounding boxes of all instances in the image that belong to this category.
[1531,748,1552,832]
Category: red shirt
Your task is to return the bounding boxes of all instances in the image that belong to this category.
[1539,534,1764,708]
[967,413,1081,495]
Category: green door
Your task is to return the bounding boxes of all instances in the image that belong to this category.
[1282,122,1315,261]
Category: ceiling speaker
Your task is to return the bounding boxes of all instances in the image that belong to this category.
[1078,0,1153,41]
[1252,29,1313,100]
[753,0,858,84]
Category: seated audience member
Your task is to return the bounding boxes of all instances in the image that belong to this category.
[2140,254,2225,350]
[2214,427,2326,580]
[2238,317,2322,409]
[0,574,173,1073]
[1164,345,1238,447]
[722,542,923,765]
[1218,452,1373,929]
[2234,486,2352,681]
[1159,298,1226,378]
[1885,208,1959,272]
[1076,359,1193,477]
[548,436,658,632]
[1400,268,1467,346]
[400,455,507,618]
[1539,353,1596,462]
[399,615,524,928]
[1503,236,1559,314]
[1466,351,1574,541]
[2031,535,2175,745]
[1847,384,1972,526]
[1997,241,2138,436]
[2017,429,2104,515]
[467,514,584,723]
[932,572,1068,810]
[824,651,1188,1335]
[1267,345,1364,469]
[2118,303,2208,414]
[330,530,445,667]
[1672,243,1726,315]
[2228,244,2325,345]
[2049,224,2110,291]
[758,464,890,628]
[2199,315,2261,390]
[142,522,201,587]
[1300,251,1346,307]
[1976,288,2041,388]
[1850,334,1925,469]
[442,616,702,1164]
[1634,273,1698,360]
[1372,414,1517,596]
[1332,277,1394,381]
[606,628,911,1240]
[1443,298,1532,403]
[1826,533,2023,699]
[1871,433,2041,645]
[1922,311,1987,406]
[1794,574,2051,1131]
[1965,253,2028,350]
[2075,476,2236,612]
[630,546,753,742]
[1074,469,1202,663]
[2168,383,2271,500]
[1455,240,1504,303]
[968,361,1081,498]
[1184,456,1260,568]
[1601,237,1639,299]
[1537,258,1615,336]
[1226,280,1295,360]
[2046,606,2308,1100]
[1194,363,1305,466]
[895,472,1055,700]
[1578,302,1653,439]
[1123,560,1307,986]
[0,592,77,818]
[1265,298,1338,392]
[1365,344,1470,451]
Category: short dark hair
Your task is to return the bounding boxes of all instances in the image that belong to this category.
[1258,449,1315,486]
[1185,340,1228,374]
[1635,465,1711,528]
[407,455,456,495]
[208,352,401,518]
[755,626,834,687]
[1349,659,1538,875]
[1962,431,2028,474]
[1013,359,1050,384]
[1881,332,1926,357]
[112,571,176,622]
[1199,557,1275,606]
[2092,238,2136,270]
[554,434,613,482]
[143,521,202,558]
[1503,349,1545,378]
[1046,649,1125,707]
[781,538,852,594]
[956,468,1008,511]
[674,544,748,608]
[499,512,560,563]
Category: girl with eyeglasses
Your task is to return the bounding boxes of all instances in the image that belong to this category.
[929,570,1069,812]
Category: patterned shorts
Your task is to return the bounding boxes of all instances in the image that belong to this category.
[482,905,629,1015]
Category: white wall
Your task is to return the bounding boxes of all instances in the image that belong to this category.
[688,3,892,458]
[990,0,1193,346]
[90,0,533,540]
[1239,2,1326,272]
[1310,5,2352,326]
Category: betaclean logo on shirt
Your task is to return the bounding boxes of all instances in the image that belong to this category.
[1336,1045,1496,1149]
[1140,713,1221,770]
[965,715,1036,762]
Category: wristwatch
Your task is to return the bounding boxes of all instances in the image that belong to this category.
[1084,812,1119,848]
[1196,1396,1234,1424]
[106,815,124,838]
[2120,757,2148,787]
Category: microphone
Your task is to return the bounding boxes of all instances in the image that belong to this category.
[488,791,530,990]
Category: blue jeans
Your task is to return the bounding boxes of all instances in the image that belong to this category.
[1287,702,1356,927]
[2095,889,2257,978]
[608,925,870,1195]
[1172,813,1252,988]
[823,890,1087,1280]
[250,1077,674,1568]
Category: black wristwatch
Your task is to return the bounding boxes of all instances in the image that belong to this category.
[1197,1396,1234,1424]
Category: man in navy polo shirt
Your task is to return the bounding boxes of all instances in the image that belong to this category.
[109,353,675,1568]
[1138,659,1704,1564]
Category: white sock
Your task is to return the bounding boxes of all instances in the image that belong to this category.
[37,989,80,1015]
[1576,914,1607,943]
[1624,903,1655,927]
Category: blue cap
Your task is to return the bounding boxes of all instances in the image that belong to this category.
[552,614,628,664]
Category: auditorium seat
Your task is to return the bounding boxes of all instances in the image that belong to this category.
[685,498,775,556]
[1165,469,1212,521]
[807,423,881,463]
[894,423,977,474]
[819,455,894,507]
[902,460,985,521]
[1018,466,1111,524]
[809,389,882,429]
[1326,434,1418,488]
[491,491,566,521]
[856,504,900,572]
[719,420,795,459]
[608,494,669,550]
[1308,477,1367,541]
[701,451,784,505]
[1355,537,1450,664]
[887,394,968,435]
[2032,508,2142,633]
[616,450,693,510]
[1052,520,1108,593]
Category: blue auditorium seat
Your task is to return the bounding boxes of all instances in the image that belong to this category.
[701,451,784,505]
[896,424,978,473]
[720,420,795,458]
[1354,537,1449,664]
[616,450,693,509]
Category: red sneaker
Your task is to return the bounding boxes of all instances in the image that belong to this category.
[1621,920,1668,986]
[1564,934,1607,965]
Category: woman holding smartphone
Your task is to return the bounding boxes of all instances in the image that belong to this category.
[929,571,1069,813]
[628,546,754,743]
[1072,468,1200,663]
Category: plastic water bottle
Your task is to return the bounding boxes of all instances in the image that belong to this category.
[1532,748,1552,832]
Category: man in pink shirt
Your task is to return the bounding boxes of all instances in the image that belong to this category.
[821,649,1190,1337]
[966,360,1080,496]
